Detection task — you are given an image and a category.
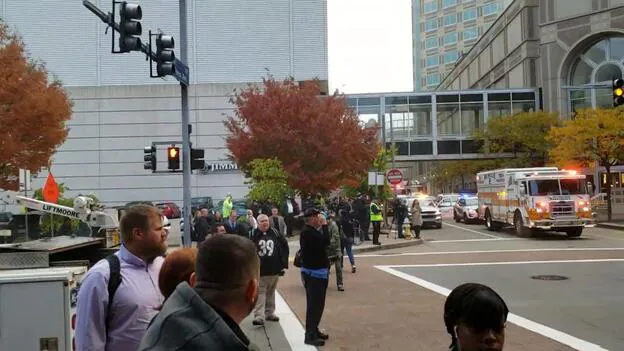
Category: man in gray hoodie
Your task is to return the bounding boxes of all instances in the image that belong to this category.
[139,235,261,351]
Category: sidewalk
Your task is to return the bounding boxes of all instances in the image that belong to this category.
[596,221,624,231]
[287,230,424,255]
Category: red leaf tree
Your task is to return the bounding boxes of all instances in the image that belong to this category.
[0,20,72,190]
[225,77,379,195]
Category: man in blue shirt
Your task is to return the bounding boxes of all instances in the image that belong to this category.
[75,205,168,351]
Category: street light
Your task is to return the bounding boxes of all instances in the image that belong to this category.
[118,1,142,52]
[167,145,180,170]
[613,78,624,107]
[150,31,176,77]
[144,145,156,172]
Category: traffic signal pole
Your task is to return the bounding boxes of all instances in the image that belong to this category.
[179,0,192,247]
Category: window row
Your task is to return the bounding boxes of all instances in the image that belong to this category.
[424,52,460,68]
[424,28,479,50]
[384,140,483,156]
[423,4,502,32]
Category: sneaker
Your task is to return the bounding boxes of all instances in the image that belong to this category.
[351,266,356,273]
[252,318,264,326]
[317,330,330,340]
[337,284,344,291]
[304,338,325,346]
[265,315,280,322]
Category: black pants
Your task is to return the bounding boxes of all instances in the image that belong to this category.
[302,273,328,339]
[372,221,381,244]
[285,214,294,236]
[359,218,371,241]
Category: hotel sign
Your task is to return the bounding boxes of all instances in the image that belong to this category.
[200,162,239,174]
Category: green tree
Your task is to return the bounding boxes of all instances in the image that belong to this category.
[342,146,395,200]
[547,107,624,220]
[246,158,293,206]
[475,111,560,166]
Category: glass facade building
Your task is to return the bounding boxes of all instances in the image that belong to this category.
[347,88,538,160]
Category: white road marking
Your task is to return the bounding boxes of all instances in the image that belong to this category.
[376,266,610,351]
[275,291,317,350]
[423,238,519,244]
[357,247,624,258]
[376,258,624,268]
[443,221,508,239]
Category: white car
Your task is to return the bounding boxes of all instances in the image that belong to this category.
[405,196,442,229]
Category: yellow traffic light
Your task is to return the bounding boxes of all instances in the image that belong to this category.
[616,88,623,97]
[167,146,180,170]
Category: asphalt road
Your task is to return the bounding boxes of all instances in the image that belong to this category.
[235,220,624,350]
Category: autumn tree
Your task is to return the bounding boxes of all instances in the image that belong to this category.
[547,107,624,220]
[0,20,73,190]
[225,77,379,195]
[246,158,293,205]
[474,111,560,166]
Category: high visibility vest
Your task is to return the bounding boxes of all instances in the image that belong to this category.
[370,203,382,222]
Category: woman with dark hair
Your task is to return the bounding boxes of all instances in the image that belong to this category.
[443,283,509,351]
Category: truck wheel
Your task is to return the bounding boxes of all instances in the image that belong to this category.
[565,227,583,238]
[514,212,532,238]
[485,210,501,232]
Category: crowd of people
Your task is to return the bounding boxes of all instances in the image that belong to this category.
[74,201,509,351]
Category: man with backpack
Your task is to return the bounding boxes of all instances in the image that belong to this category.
[75,204,168,351]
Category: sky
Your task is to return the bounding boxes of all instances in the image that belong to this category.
[327,0,414,95]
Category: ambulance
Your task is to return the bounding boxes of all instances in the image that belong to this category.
[476,167,594,237]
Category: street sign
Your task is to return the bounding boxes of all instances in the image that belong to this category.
[43,172,60,204]
[173,58,189,86]
[386,168,403,185]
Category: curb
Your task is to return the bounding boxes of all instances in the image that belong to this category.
[352,238,424,254]
[596,223,624,231]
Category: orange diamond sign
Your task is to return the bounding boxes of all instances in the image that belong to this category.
[43,172,60,204]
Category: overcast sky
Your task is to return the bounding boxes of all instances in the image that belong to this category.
[327,0,413,94]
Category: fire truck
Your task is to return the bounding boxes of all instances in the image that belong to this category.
[476,167,594,238]
[0,191,121,351]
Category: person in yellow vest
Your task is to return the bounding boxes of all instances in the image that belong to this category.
[222,193,233,219]
[369,199,383,246]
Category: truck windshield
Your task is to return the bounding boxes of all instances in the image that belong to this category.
[528,179,587,195]
[528,179,560,196]
[560,178,587,195]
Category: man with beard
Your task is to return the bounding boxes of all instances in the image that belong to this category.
[76,205,168,351]
[139,235,261,351]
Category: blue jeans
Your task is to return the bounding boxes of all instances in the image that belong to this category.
[342,237,355,266]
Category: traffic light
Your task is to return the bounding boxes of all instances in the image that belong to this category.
[613,78,624,107]
[191,148,205,170]
[144,145,156,172]
[167,145,180,170]
[151,32,175,77]
[118,1,142,52]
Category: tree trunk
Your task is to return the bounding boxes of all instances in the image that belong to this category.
[605,164,612,221]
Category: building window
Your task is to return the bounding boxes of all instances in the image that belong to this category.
[426,55,439,67]
[425,37,438,49]
[570,36,624,109]
[425,19,438,32]
[443,0,458,9]
[426,74,441,87]
[482,2,501,16]
[444,51,459,64]
[424,0,437,13]
[462,8,477,21]
[444,32,458,45]
[463,27,478,41]
[443,13,457,26]
[463,0,475,3]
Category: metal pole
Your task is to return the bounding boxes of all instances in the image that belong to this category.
[180,0,192,247]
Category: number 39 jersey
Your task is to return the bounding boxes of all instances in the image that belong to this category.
[251,228,288,276]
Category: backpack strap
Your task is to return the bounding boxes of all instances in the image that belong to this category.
[104,254,122,334]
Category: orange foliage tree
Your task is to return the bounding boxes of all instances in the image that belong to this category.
[225,77,379,195]
[0,21,72,190]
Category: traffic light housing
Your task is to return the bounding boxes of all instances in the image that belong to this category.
[167,146,180,170]
[118,1,142,52]
[150,32,176,77]
[191,148,205,170]
[613,78,624,107]
[143,145,156,172]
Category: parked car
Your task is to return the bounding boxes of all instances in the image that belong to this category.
[155,202,182,219]
[216,199,249,217]
[453,196,480,223]
[191,196,214,214]
[404,196,442,229]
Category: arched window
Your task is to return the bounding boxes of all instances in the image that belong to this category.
[569,36,624,110]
